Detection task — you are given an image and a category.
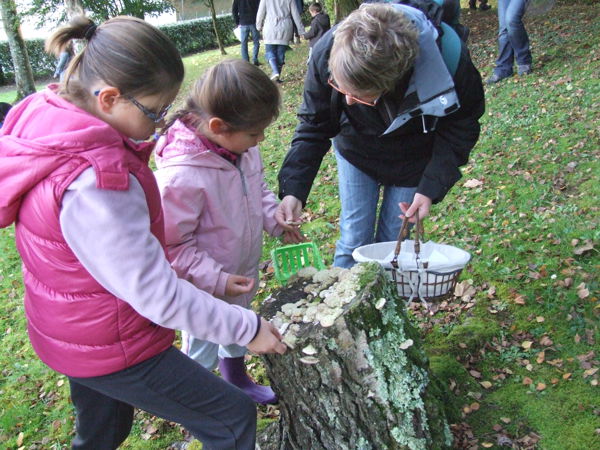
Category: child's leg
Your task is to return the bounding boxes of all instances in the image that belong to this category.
[186,335,220,371]
[218,345,278,405]
[69,380,134,449]
[69,347,256,450]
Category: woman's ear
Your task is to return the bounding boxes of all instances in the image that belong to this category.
[94,87,121,114]
[207,117,229,135]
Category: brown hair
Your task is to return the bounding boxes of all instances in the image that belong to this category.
[174,59,281,132]
[329,3,419,96]
[45,15,184,105]
[309,3,323,13]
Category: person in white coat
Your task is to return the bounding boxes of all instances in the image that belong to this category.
[256,0,304,82]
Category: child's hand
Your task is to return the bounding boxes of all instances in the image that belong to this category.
[282,228,305,244]
[225,274,254,297]
[247,317,287,355]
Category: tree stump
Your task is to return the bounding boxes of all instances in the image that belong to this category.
[258,263,452,450]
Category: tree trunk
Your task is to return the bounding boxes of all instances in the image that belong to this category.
[64,0,83,18]
[0,0,36,100]
[258,263,452,450]
[206,0,226,55]
[333,0,359,23]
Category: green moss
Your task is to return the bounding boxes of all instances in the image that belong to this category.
[355,265,451,449]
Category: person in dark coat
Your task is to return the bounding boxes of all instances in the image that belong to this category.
[275,3,485,268]
[303,3,330,63]
[232,0,262,65]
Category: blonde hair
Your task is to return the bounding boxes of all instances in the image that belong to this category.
[45,15,184,104]
[329,3,419,95]
[173,59,281,132]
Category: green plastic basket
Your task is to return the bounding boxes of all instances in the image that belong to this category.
[271,242,325,284]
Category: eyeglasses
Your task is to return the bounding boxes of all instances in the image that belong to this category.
[93,90,172,123]
[123,95,172,123]
[327,78,381,107]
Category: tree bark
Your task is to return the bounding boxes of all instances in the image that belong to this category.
[64,0,83,18]
[206,0,226,55]
[259,263,452,450]
[0,0,36,100]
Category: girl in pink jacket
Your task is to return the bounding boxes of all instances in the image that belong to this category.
[0,17,286,449]
[155,59,302,405]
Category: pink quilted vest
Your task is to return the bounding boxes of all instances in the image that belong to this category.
[15,138,175,378]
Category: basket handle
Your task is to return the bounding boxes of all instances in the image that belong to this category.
[390,210,423,271]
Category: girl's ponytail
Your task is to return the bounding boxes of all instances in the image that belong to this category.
[44,15,184,106]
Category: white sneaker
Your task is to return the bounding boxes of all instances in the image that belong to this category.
[270,73,280,81]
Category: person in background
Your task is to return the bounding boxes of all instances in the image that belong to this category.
[293,0,305,44]
[276,3,485,268]
[47,38,74,81]
[469,0,491,11]
[486,0,532,84]
[0,15,285,449]
[256,0,304,82]
[155,59,301,405]
[0,102,12,128]
[232,0,262,66]
[303,2,330,63]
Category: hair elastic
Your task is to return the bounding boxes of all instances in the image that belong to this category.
[84,24,97,40]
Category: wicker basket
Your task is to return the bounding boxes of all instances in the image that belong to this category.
[352,214,470,305]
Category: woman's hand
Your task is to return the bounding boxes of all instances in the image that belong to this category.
[225,274,254,297]
[399,193,432,223]
[275,195,303,231]
[247,317,287,355]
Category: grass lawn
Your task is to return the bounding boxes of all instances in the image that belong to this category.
[1,0,598,448]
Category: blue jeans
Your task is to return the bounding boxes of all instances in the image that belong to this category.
[494,0,532,77]
[334,149,417,268]
[240,24,260,64]
[265,44,287,76]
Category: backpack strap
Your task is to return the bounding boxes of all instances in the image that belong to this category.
[438,22,462,76]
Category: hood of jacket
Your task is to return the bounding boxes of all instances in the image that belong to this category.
[383,4,460,134]
[0,85,153,228]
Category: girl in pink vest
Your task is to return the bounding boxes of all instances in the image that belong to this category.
[155,59,302,405]
[0,16,286,450]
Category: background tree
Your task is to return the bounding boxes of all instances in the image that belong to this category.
[1,0,35,100]
[322,0,360,23]
[201,0,226,55]
[24,0,174,25]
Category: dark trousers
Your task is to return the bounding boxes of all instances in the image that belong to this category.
[68,347,256,450]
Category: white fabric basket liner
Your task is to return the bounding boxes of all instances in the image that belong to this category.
[353,240,470,273]
[353,240,471,299]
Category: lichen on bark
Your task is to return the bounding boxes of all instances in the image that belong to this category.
[259,262,452,449]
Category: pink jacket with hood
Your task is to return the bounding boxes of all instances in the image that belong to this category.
[155,119,283,308]
[0,88,259,377]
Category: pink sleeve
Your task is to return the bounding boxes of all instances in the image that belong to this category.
[158,168,229,298]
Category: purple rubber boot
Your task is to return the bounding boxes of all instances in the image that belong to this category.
[218,357,278,405]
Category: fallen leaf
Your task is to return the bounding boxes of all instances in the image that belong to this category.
[500,417,511,424]
[536,382,546,391]
[523,377,533,385]
[17,432,24,447]
[513,294,526,305]
[481,443,493,448]
[464,178,483,188]
[573,240,594,255]
[470,369,482,379]
[536,351,545,364]
[522,340,533,350]
[562,373,572,380]
[480,381,493,389]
